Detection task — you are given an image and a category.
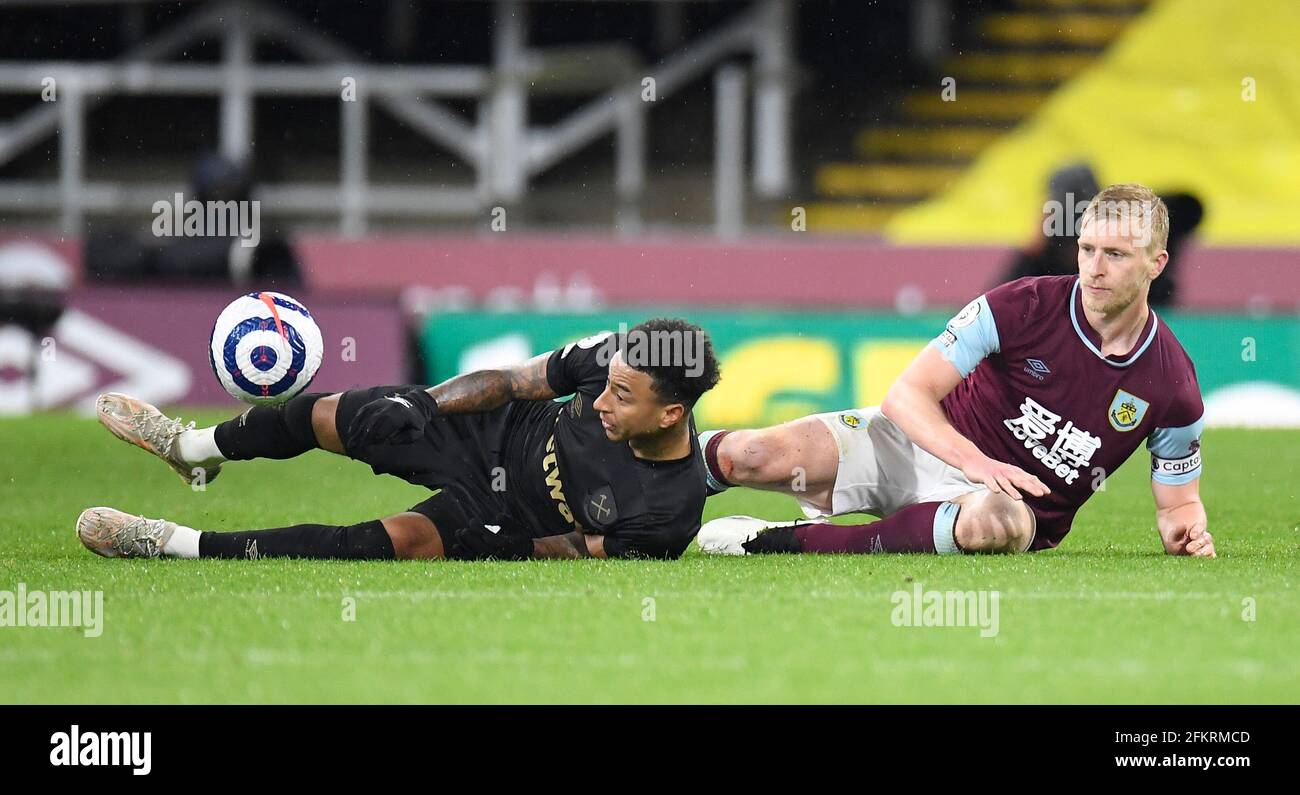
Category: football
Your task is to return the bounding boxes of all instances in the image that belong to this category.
[208,291,323,405]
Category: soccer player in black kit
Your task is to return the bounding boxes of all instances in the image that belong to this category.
[78,318,721,561]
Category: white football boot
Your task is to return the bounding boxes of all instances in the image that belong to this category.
[96,392,221,486]
[77,507,179,558]
[697,515,827,555]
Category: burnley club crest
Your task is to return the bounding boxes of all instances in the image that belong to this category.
[1108,389,1150,432]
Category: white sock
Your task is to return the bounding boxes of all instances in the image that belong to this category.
[177,427,226,466]
[163,524,202,559]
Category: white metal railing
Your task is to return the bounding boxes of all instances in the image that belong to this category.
[0,0,794,237]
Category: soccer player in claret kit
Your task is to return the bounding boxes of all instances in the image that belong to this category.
[77,318,720,561]
[698,184,1215,558]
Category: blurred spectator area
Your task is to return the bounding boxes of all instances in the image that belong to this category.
[1,1,1297,256]
[0,0,1036,237]
[3,2,1296,423]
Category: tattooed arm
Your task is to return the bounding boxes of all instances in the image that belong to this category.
[344,352,560,449]
[531,532,606,559]
[423,352,558,413]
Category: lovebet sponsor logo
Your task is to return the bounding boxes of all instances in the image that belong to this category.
[50,725,151,776]
[0,583,103,638]
[890,583,1000,638]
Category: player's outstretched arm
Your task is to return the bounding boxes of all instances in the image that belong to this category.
[453,523,607,560]
[532,532,606,559]
[425,351,559,413]
[882,346,1049,501]
[346,353,559,448]
[463,523,690,560]
[1153,478,1214,557]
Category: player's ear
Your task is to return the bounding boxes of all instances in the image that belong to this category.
[659,402,685,428]
[1149,249,1169,279]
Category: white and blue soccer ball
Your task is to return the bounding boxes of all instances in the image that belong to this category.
[209,291,324,405]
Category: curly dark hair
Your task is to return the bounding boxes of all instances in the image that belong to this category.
[621,317,721,408]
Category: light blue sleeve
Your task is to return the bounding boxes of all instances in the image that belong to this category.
[1147,418,1204,485]
[928,295,1000,378]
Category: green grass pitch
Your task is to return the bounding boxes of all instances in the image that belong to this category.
[2,411,1297,704]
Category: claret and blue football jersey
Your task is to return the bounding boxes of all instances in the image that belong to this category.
[932,275,1204,549]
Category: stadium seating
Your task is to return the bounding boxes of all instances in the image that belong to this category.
[886,0,1300,244]
[805,0,1151,234]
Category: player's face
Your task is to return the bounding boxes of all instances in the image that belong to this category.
[593,352,678,442]
[1076,216,1165,314]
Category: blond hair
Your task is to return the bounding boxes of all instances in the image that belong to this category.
[1080,183,1169,258]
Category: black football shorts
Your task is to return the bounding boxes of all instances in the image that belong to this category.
[333,385,515,556]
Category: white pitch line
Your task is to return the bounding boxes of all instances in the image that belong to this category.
[201,589,1252,602]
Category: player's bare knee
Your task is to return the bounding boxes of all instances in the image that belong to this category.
[720,429,784,484]
[312,394,345,454]
[381,512,443,560]
[955,492,1034,554]
[715,429,749,481]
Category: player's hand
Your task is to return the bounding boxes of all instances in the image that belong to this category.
[452,521,533,561]
[960,454,1050,501]
[1184,524,1216,557]
[1160,513,1216,557]
[345,389,439,448]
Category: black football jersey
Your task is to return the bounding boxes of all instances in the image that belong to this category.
[501,332,705,559]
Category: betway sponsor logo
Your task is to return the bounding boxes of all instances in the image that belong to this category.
[542,433,580,530]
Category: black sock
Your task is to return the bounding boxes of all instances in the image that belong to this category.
[198,519,396,560]
[213,392,324,461]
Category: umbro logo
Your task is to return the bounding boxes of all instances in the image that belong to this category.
[1024,358,1051,381]
[385,395,413,409]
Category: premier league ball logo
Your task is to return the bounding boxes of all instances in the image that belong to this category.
[208,292,324,405]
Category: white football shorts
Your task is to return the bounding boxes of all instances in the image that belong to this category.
[796,406,986,520]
